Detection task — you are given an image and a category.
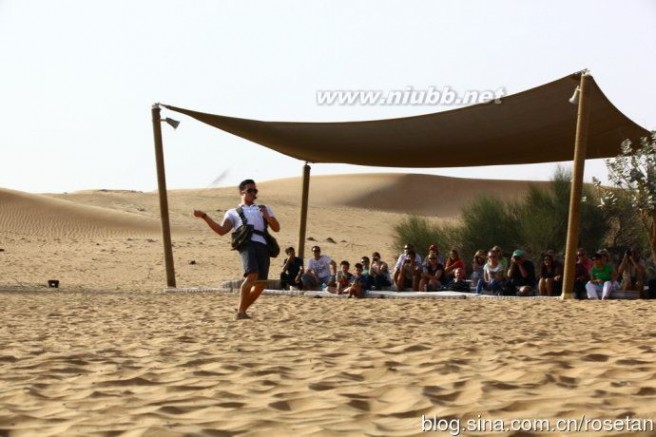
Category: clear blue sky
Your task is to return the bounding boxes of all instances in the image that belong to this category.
[1,0,654,193]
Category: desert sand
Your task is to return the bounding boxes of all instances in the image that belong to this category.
[1,173,655,436]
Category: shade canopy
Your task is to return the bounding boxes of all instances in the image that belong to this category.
[163,72,649,168]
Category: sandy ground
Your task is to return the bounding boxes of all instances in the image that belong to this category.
[1,174,655,436]
[2,292,656,436]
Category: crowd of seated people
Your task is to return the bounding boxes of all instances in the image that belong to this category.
[278,245,394,298]
[278,242,654,299]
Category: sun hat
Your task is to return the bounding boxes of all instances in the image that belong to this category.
[512,249,525,257]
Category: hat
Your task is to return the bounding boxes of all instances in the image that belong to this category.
[512,249,525,257]
[428,244,437,251]
[311,246,321,252]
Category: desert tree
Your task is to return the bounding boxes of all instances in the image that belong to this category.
[594,132,656,261]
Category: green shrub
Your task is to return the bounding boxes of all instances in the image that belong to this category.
[393,215,446,255]
[455,195,521,258]
[393,167,611,264]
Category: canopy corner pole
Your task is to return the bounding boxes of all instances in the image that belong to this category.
[561,73,591,300]
[298,162,311,259]
[151,103,177,288]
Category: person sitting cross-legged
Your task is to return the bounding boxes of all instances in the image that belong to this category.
[538,253,562,296]
[370,252,392,290]
[280,246,303,290]
[344,263,368,298]
[446,267,470,291]
[476,250,505,294]
[393,244,423,290]
[419,253,444,291]
[507,249,537,296]
[585,252,619,300]
[618,247,646,296]
[333,260,354,294]
[573,250,591,299]
[301,245,337,290]
[395,249,421,291]
[359,256,376,290]
[471,249,486,290]
[443,248,465,284]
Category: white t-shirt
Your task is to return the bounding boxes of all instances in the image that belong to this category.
[308,255,333,280]
[223,204,275,245]
[395,252,423,270]
[484,263,504,281]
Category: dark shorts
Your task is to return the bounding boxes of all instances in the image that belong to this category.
[239,242,270,281]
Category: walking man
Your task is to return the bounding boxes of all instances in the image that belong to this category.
[194,179,280,320]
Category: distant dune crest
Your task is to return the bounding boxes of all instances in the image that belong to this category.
[1,173,544,239]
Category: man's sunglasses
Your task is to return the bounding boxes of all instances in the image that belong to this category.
[243,188,258,194]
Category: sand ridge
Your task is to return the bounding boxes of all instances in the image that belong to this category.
[0,173,538,291]
[0,188,162,239]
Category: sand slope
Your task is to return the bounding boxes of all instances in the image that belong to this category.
[252,173,546,217]
[0,188,162,239]
[0,173,542,291]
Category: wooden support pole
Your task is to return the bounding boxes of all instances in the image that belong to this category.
[151,104,176,288]
[561,73,591,300]
[297,163,311,260]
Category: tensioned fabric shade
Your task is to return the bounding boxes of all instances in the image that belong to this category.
[162,71,649,168]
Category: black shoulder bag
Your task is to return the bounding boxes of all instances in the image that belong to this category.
[231,207,280,258]
[230,207,253,251]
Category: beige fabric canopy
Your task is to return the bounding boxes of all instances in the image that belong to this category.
[163,72,649,167]
[153,71,650,294]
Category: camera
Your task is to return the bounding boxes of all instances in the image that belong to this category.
[625,249,632,256]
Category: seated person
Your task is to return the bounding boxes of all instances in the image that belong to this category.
[301,245,337,290]
[598,248,616,271]
[618,247,646,295]
[359,256,375,290]
[491,245,509,270]
[586,252,619,300]
[507,249,537,296]
[419,253,444,291]
[393,244,422,290]
[394,249,421,291]
[424,244,445,265]
[333,260,353,294]
[471,249,486,289]
[344,263,368,298]
[476,250,506,294]
[370,252,392,289]
[576,248,593,273]
[538,253,562,296]
[443,248,465,283]
[574,253,591,299]
[279,246,303,290]
[446,267,470,291]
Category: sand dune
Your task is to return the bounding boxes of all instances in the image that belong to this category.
[0,173,569,291]
[1,173,656,436]
[250,173,546,218]
[0,188,162,239]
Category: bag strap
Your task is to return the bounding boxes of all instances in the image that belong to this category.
[237,206,269,236]
[236,206,248,225]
